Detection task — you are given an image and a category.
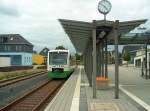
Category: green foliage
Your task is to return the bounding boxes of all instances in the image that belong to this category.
[55,45,66,50]
[0,70,44,80]
[33,63,37,65]
[39,47,49,56]
[33,50,37,54]
[123,51,131,62]
[22,71,27,74]
[75,53,83,64]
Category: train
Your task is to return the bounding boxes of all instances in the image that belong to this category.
[47,49,74,78]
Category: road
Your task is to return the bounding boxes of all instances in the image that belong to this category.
[108,65,150,106]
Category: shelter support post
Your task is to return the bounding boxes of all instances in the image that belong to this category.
[86,50,89,81]
[86,53,88,75]
[84,52,87,73]
[141,46,144,77]
[105,37,108,78]
[100,44,102,76]
[86,43,93,87]
[89,42,93,86]
[97,44,101,75]
[145,45,148,79]
[141,61,144,77]
[92,20,97,98]
[114,20,119,99]
[149,59,150,79]
[102,43,104,77]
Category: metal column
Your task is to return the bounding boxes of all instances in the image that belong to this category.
[92,20,97,98]
[145,45,148,79]
[141,46,144,77]
[149,59,150,79]
[86,43,93,86]
[97,44,101,75]
[84,52,87,74]
[89,41,93,86]
[105,37,108,78]
[102,42,104,77]
[100,44,102,76]
[114,20,119,99]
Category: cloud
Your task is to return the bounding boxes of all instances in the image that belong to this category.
[0,0,20,16]
[0,0,149,53]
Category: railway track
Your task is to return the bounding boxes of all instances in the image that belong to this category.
[0,79,64,111]
[0,70,47,88]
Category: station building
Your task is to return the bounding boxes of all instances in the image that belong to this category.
[0,34,33,66]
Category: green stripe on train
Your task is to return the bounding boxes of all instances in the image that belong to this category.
[48,71,72,78]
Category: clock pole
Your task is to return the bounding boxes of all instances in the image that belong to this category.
[104,14,106,21]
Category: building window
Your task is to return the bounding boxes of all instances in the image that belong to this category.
[18,46,22,51]
[25,57,26,63]
[16,46,18,51]
[4,45,7,51]
[0,37,8,43]
[0,38,2,43]
[7,46,10,51]
[3,37,8,43]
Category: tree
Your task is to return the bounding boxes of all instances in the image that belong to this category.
[39,47,49,56]
[33,50,37,54]
[75,53,83,65]
[123,51,131,66]
[55,45,66,50]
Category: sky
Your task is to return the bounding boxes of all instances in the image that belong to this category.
[0,0,150,53]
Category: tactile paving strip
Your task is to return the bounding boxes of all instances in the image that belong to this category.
[90,102,120,111]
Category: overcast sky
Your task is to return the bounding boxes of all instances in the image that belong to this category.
[0,0,150,53]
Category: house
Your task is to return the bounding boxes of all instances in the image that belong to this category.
[0,57,11,67]
[122,45,141,64]
[134,48,150,67]
[32,54,44,65]
[0,34,33,66]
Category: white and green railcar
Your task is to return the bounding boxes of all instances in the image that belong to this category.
[47,50,73,78]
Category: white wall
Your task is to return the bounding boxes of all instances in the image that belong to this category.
[134,52,150,69]
[0,57,11,67]
[22,53,32,66]
[0,52,32,66]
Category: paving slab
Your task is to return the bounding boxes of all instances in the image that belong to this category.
[80,67,143,111]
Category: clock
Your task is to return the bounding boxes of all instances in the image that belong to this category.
[98,0,112,15]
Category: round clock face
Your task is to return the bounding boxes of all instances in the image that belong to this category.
[98,0,112,15]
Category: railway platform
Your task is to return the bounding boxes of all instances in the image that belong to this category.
[44,66,146,111]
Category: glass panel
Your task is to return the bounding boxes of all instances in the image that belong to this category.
[49,52,68,65]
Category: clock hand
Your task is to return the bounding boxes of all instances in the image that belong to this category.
[101,4,108,11]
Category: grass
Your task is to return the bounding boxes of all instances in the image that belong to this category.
[0,69,46,80]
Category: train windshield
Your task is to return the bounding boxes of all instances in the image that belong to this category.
[49,52,68,65]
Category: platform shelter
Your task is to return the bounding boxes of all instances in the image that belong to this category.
[59,19,149,99]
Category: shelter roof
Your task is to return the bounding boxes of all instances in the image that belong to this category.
[59,19,147,53]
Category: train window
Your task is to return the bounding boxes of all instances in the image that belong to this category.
[49,52,68,65]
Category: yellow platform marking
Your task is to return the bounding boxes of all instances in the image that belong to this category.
[90,103,120,111]
[70,66,81,111]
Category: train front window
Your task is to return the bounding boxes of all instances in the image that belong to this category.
[49,52,68,65]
